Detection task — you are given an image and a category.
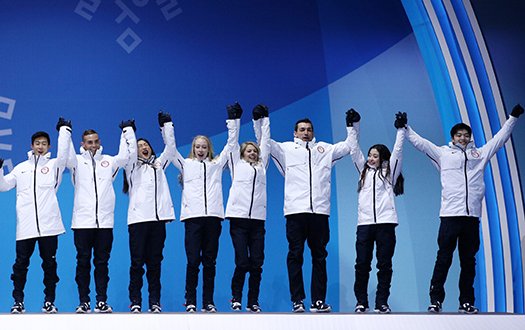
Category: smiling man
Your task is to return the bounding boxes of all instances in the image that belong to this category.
[406,104,523,314]
[270,115,353,313]
[0,118,71,314]
[66,121,136,314]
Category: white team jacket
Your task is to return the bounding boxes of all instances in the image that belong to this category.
[349,122,405,225]
[406,116,517,217]
[68,126,136,229]
[172,119,237,221]
[270,127,351,216]
[0,126,70,240]
[125,122,176,225]
[225,117,270,221]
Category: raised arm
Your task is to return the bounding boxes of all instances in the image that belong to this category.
[171,122,186,173]
[479,104,522,159]
[114,119,137,170]
[252,104,270,168]
[254,110,285,175]
[269,139,286,176]
[217,102,242,167]
[406,124,442,170]
[66,137,78,170]
[226,118,241,177]
[345,109,366,173]
[390,112,407,183]
[55,117,72,169]
[331,109,358,162]
[157,111,176,170]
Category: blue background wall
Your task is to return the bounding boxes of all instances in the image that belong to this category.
[0,0,523,313]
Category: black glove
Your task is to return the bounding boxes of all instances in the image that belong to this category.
[394,112,408,129]
[345,108,360,127]
[56,117,72,131]
[158,111,172,127]
[511,104,524,118]
[227,102,243,119]
[119,119,136,131]
[252,104,269,120]
[0,158,3,168]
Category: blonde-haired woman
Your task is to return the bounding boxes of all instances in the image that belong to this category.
[172,104,240,313]
[225,104,270,313]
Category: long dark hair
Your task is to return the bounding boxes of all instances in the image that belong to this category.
[123,138,156,194]
[358,144,404,196]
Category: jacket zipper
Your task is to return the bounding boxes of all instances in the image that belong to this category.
[462,149,470,215]
[91,155,100,228]
[33,155,41,236]
[307,143,314,212]
[248,166,257,218]
[153,167,160,220]
[202,161,208,215]
[373,170,377,223]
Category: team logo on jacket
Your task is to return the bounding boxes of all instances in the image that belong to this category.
[470,150,480,158]
[317,146,325,153]
[101,160,110,167]
[41,167,49,174]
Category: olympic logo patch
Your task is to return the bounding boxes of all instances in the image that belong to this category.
[101,160,110,168]
[317,146,325,153]
[41,167,50,174]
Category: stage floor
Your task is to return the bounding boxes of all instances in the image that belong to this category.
[0,312,524,330]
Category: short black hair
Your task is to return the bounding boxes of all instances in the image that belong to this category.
[294,118,314,132]
[450,123,472,139]
[31,131,50,145]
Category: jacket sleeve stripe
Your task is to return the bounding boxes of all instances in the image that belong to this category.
[54,168,60,189]
[426,153,440,170]
[271,154,285,173]
[229,152,234,179]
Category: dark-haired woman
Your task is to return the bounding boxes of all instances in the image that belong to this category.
[346,109,407,314]
[123,112,175,314]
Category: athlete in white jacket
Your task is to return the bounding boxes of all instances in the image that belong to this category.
[347,110,406,314]
[67,120,136,314]
[172,105,238,313]
[270,113,352,313]
[407,104,523,314]
[0,118,71,314]
[124,112,175,313]
[225,104,270,313]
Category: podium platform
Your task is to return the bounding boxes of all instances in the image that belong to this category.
[1,312,524,330]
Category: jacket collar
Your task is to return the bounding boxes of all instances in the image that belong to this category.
[80,146,104,160]
[293,137,316,149]
[240,158,261,167]
[448,140,474,151]
[27,151,51,163]
[191,157,211,164]
[138,155,158,168]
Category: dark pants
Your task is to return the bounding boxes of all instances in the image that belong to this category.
[285,213,330,303]
[128,221,167,306]
[184,217,222,306]
[11,235,59,303]
[353,224,396,308]
[429,216,480,305]
[229,218,265,305]
[74,228,113,303]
